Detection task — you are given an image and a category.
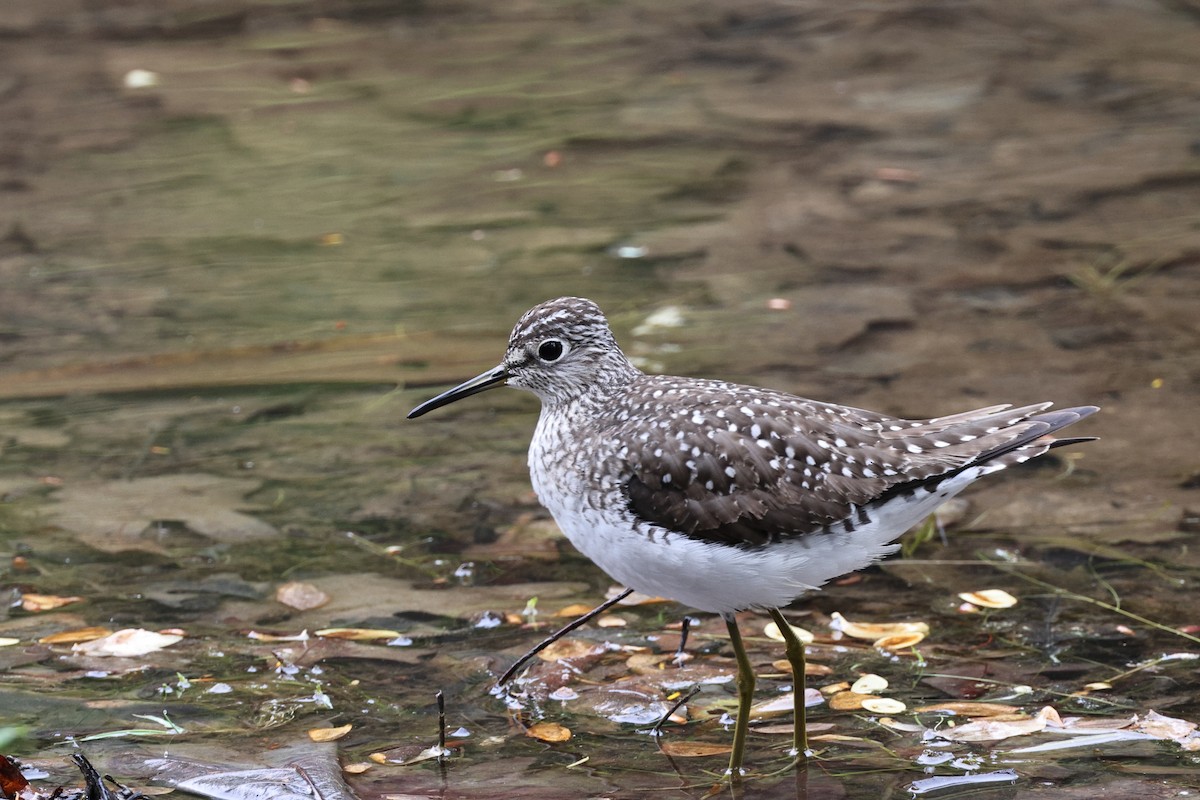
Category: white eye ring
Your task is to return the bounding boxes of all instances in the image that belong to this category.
[536,339,568,363]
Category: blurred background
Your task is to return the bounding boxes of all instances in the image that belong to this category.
[1,0,1198,796]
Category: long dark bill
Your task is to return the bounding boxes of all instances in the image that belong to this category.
[407,365,509,419]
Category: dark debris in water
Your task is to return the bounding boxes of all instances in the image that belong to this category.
[0,754,147,800]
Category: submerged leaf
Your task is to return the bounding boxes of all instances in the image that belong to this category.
[39,626,113,645]
[314,628,402,640]
[20,593,84,612]
[536,638,606,662]
[958,589,1018,609]
[308,724,352,742]
[526,722,571,743]
[658,741,731,757]
[830,612,929,641]
[861,697,906,714]
[850,674,888,695]
[276,582,330,611]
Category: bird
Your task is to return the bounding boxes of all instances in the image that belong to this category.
[407,296,1098,777]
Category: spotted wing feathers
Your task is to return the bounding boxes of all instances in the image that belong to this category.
[612,378,1097,547]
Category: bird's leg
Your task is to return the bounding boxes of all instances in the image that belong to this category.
[767,607,809,760]
[496,588,633,687]
[673,615,694,666]
[723,613,755,779]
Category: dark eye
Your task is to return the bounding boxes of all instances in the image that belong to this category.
[537,339,565,362]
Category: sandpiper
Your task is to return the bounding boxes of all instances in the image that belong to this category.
[408,296,1098,776]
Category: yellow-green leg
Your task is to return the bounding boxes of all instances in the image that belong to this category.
[767,607,809,760]
[723,613,754,779]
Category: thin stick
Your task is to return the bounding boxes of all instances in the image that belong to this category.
[654,685,700,739]
[496,588,634,686]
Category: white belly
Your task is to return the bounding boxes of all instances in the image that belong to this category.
[536,460,992,615]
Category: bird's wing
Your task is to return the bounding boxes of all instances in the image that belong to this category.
[600,377,1093,547]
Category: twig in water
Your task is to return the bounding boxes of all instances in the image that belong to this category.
[496,588,634,686]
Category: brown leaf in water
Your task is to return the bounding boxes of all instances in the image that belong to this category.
[658,741,732,757]
[0,754,29,797]
[526,722,571,743]
[915,702,1024,717]
[772,659,833,676]
[555,603,597,617]
[20,593,84,612]
[830,611,929,640]
[315,627,403,640]
[308,724,353,742]
[536,638,606,662]
[276,581,331,610]
[39,626,113,644]
[829,691,877,711]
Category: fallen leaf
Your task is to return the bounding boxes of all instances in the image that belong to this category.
[658,741,732,757]
[626,652,670,673]
[862,697,907,714]
[937,715,1047,742]
[555,603,597,617]
[873,631,927,650]
[276,582,330,611]
[342,763,372,774]
[915,702,1023,717]
[0,637,20,647]
[73,628,183,658]
[39,626,113,645]
[247,629,310,642]
[829,691,876,711]
[749,689,823,718]
[830,612,929,641]
[1134,710,1197,740]
[21,593,84,612]
[537,638,605,662]
[315,628,403,640]
[958,589,1018,609]
[750,693,800,718]
[0,754,29,797]
[308,724,353,742]
[596,615,626,628]
[772,659,833,676]
[850,674,888,695]
[372,744,451,765]
[526,722,571,743]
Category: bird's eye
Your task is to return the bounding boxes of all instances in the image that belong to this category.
[537,339,566,362]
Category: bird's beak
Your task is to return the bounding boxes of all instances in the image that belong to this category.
[407,364,509,419]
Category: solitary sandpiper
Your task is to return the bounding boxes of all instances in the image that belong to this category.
[408,296,1098,776]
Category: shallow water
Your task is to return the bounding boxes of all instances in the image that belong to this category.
[2,1,1199,798]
